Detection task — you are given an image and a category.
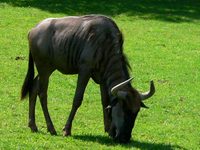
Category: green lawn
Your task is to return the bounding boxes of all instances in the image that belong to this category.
[0,0,199,149]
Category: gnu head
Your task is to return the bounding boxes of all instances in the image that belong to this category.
[107,78,155,143]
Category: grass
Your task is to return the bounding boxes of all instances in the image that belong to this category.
[0,0,200,149]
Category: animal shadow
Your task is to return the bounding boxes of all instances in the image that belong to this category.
[73,134,187,150]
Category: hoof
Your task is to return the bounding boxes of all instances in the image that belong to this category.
[47,127,57,135]
[49,130,57,135]
[104,126,110,133]
[28,124,38,132]
[63,126,71,136]
[63,130,71,136]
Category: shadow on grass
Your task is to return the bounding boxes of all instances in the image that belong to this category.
[73,134,186,149]
[30,131,185,149]
[1,0,200,22]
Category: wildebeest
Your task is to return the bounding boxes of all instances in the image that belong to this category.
[21,15,155,143]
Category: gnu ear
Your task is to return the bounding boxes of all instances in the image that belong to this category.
[141,102,149,109]
[116,91,129,100]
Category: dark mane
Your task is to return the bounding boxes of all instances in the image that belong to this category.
[118,32,132,79]
[122,54,132,79]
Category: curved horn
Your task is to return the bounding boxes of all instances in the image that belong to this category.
[140,80,155,101]
[111,77,133,95]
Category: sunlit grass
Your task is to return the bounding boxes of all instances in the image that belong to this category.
[0,1,200,149]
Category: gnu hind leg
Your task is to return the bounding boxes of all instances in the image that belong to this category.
[28,76,39,132]
[38,75,57,135]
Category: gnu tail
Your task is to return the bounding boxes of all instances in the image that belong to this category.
[21,52,34,100]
